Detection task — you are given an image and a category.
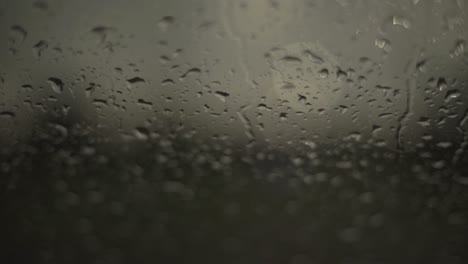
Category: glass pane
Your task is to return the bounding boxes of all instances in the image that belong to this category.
[1,0,468,263]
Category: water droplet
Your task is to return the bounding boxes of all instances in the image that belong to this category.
[126,77,146,88]
[214,91,230,102]
[303,140,317,149]
[48,77,64,94]
[375,38,392,52]
[180,68,201,80]
[378,113,393,119]
[161,78,175,86]
[10,25,27,44]
[360,192,374,204]
[450,39,465,58]
[281,83,296,90]
[158,16,175,32]
[90,26,115,44]
[392,16,411,29]
[436,141,453,148]
[359,57,374,71]
[445,89,461,102]
[85,83,96,97]
[92,99,108,108]
[318,68,329,79]
[302,50,324,64]
[32,40,48,58]
[455,176,468,185]
[257,103,272,111]
[279,112,288,121]
[133,127,150,140]
[137,99,153,109]
[437,78,447,91]
[336,69,347,81]
[417,117,431,127]
[159,55,170,64]
[298,94,307,102]
[114,67,123,75]
[432,160,446,169]
[0,111,15,118]
[281,56,302,63]
[33,1,49,10]
[416,60,427,72]
[51,123,68,138]
[376,85,391,91]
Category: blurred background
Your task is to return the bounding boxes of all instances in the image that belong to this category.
[1,0,468,263]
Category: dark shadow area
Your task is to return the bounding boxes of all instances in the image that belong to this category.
[2,117,468,264]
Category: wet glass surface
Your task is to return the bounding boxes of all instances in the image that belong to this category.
[1,0,468,263]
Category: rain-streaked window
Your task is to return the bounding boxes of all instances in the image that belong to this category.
[1,1,468,263]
